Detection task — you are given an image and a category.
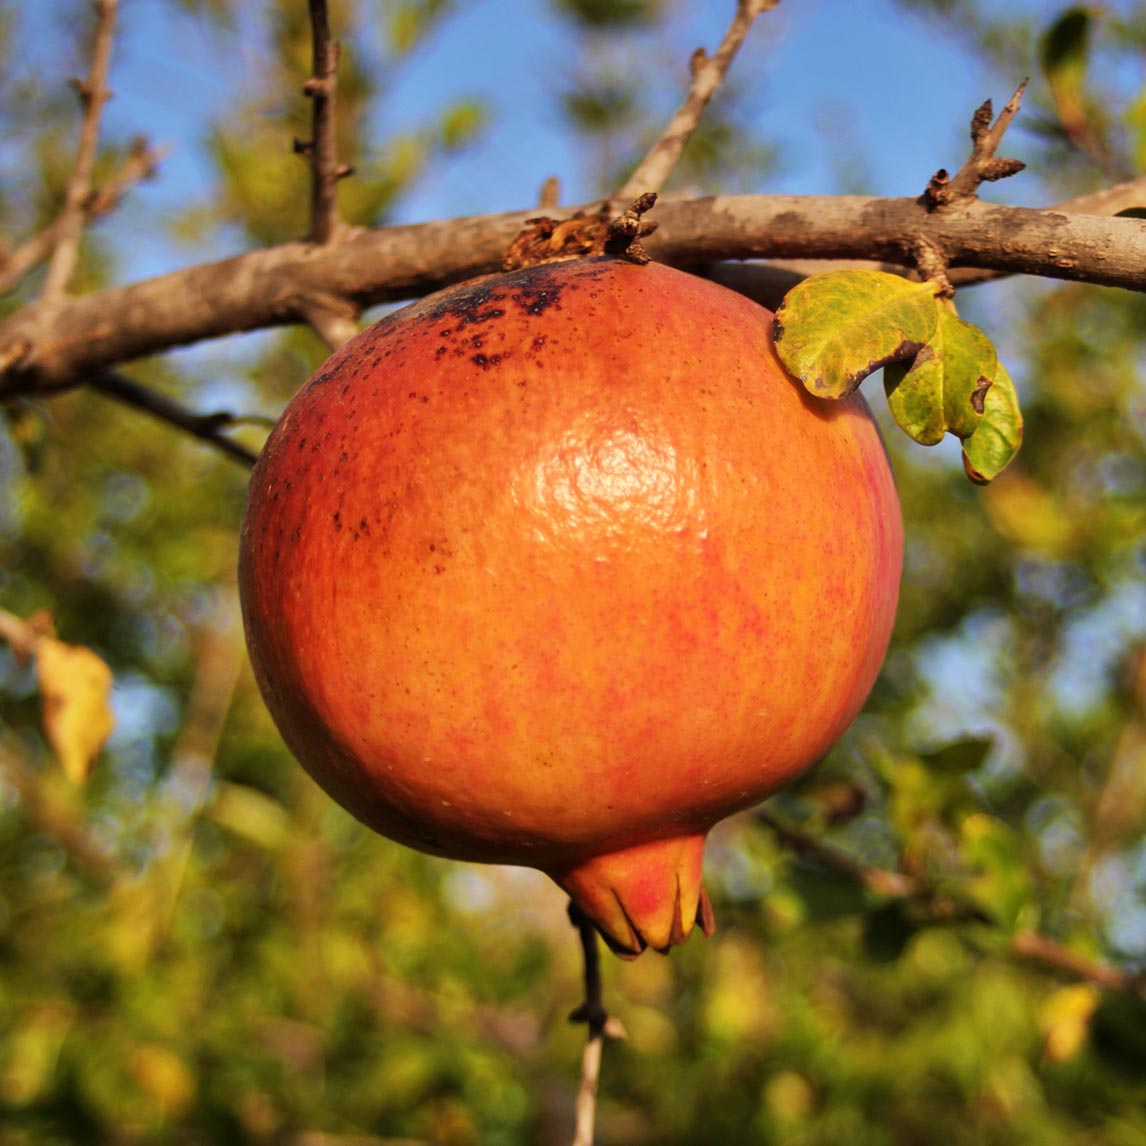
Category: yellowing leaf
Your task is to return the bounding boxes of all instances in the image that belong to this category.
[962,362,1023,485]
[983,471,1076,556]
[1039,983,1100,1063]
[35,637,115,784]
[128,1044,197,1115]
[884,308,997,445]
[773,270,939,398]
[209,781,294,850]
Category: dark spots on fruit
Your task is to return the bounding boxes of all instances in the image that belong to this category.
[332,511,342,532]
[533,336,546,350]
[339,450,349,463]
[511,283,563,316]
[424,279,509,329]
[297,437,307,451]
[432,564,445,574]
[435,346,447,358]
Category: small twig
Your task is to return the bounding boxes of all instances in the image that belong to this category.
[756,809,917,900]
[0,605,49,660]
[611,0,777,208]
[1010,932,1146,997]
[757,809,1143,994]
[568,902,625,1146]
[924,81,1028,209]
[0,138,165,296]
[537,176,561,210]
[299,0,349,245]
[86,370,258,468]
[41,0,120,304]
[604,192,660,264]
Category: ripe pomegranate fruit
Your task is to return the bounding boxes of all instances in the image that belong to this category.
[239,256,902,957]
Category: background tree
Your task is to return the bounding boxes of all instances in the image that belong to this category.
[0,1,1145,1143]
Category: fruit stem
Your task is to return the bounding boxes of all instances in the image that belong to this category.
[568,902,624,1146]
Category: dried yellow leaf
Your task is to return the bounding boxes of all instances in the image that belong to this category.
[35,637,115,784]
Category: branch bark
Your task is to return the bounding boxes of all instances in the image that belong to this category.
[2,190,1145,395]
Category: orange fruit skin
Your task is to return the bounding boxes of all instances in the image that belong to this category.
[239,257,902,955]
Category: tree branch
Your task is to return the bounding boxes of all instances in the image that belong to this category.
[41,0,120,304]
[756,809,1145,998]
[85,371,258,468]
[612,0,777,207]
[299,0,348,246]
[0,139,163,297]
[925,81,1028,208]
[2,190,1145,395]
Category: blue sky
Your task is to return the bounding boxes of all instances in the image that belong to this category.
[46,0,1054,277]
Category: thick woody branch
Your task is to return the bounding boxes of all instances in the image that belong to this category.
[612,0,777,207]
[2,191,1145,394]
[41,0,120,303]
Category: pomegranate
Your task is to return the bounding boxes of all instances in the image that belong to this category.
[239,256,902,957]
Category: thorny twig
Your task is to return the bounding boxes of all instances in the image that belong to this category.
[568,903,625,1146]
[924,81,1028,209]
[295,0,359,350]
[612,0,778,210]
[42,0,120,304]
[86,371,258,468]
[298,0,351,246]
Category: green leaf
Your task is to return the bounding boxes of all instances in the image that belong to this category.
[773,270,939,399]
[959,813,1032,927]
[884,309,997,445]
[785,860,871,922]
[919,736,994,775]
[862,900,917,963]
[962,361,1024,484]
[1042,7,1094,129]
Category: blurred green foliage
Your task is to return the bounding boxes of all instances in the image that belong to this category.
[1,1,1146,1144]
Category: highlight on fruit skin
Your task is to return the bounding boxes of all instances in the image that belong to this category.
[238,255,904,958]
